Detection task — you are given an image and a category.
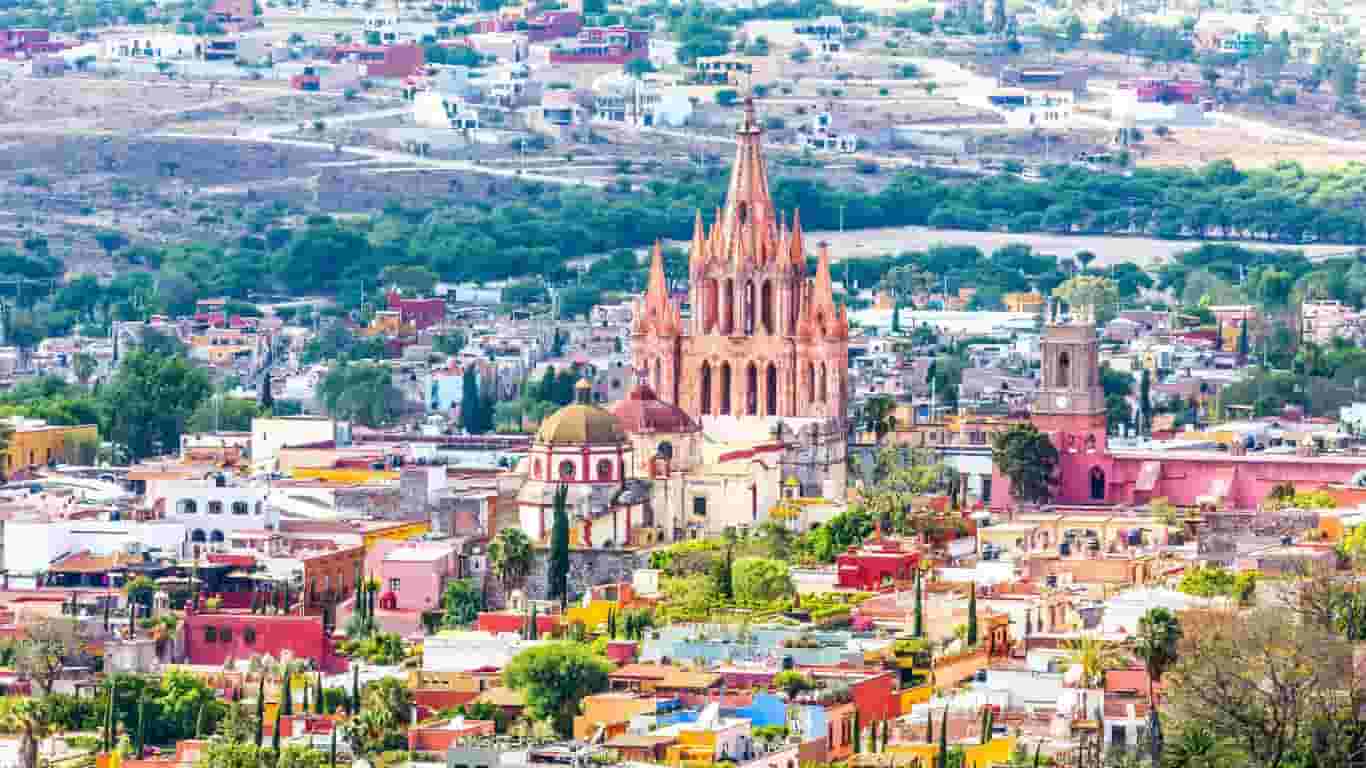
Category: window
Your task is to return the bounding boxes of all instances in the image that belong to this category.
[208,501,223,515]
[596,459,613,481]
[178,500,198,515]
[693,496,707,517]
[255,502,263,516]
[533,459,542,479]
[220,627,232,643]
[244,627,256,645]
[232,502,249,515]
[558,460,575,479]
[389,578,401,591]
[205,626,217,643]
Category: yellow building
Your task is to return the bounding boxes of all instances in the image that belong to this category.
[1003,292,1045,314]
[4,420,98,473]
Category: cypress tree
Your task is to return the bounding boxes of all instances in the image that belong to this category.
[255,677,265,748]
[607,609,616,639]
[913,570,924,638]
[881,719,889,753]
[937,707,948,768]
[195,702,207,739]
[329,723,337,768]
[925,708,933,743]
[282,671,293,716]
[460,365,483,435]
[134,696,146,758]
[528,604,538,640]
[351,665,361,715]
[316,674,324,715]
[302,681,310,714]
[104,594,111,631]
[104,679,117,752]
[1139,368,1152,434]
[272,694,282,752]
[549,484,570,608]
[852,710,860,754]
[967,584,978,647]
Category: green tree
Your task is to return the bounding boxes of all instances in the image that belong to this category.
[1134,607,1182,763]
[731,557,792,605]
[548,484,570,608]
[913,569,924,638]
[966,584,978,646]
[772,671,812,698]
[991,424,1059,506]
[488,527,533,602]
[1052,275,1120,324]
[187,396,261,434]
[861,395,897,443]
[503,642,611,736]
[104,350,212,461]
[318,362,402,427]
[460,365,489,435]
[441,579,483,628]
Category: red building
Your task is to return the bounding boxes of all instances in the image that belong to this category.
[474,10,581,41]
[183,610,347,672]
[386,291,445,330]
[834,539,920,591]
[408,718,495,752]
[1121,78,1205,104]
[0,28,67,59]
[549,26,648,64]
[328,42,424,78]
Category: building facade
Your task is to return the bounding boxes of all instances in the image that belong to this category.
[632,98,849,426]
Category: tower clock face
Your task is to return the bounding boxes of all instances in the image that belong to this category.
[1055,395,1071,409]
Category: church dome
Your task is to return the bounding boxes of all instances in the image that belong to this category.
[535,380,626,445]
[609,382,699,435]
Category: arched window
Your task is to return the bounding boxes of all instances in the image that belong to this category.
[190,529,206,543]
[705,279,719,333]
[533,459,542,479]
[1085,434,1097,453]
[244,627,257,645]
[207,501,223,515]
[724,278,735,334]
[232,501,249,515]
[744,282,756,335]
[806,362,816,404]
[210,530,225,543]
[178,500,197,516]
[746,363,758,416]
[720,363,732,415]
[819,363,828,403]
[596,459,613,481]
[559,460,576,480]
[761,281,774,334]
[204,626,217,643]
[1057,351,1071,389]
[1089,466,1106,501]
[790,285,801,335]
[700,362,712,415]
[766,363,778,416]
[255,501,263,516]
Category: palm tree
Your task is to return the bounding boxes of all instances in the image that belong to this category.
[1164,723,1234,768]
[488,527,533,602]
[0,697,51,768]
[1062,633,1127,689]
[1134,607,1182,763]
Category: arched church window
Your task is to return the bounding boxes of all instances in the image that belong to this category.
[720,364,732,415]
[746,363,758,416]
[700,362,713,415]
[1089,466,1106,501]
[1057,351,1071,389]
[761,281,774,334]
[819,363,828,403]
[744,282,756,335]
[806,362,816,404]
[766,363,778,416]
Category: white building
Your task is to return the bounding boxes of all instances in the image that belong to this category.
[423,630,544,672]
[157,478,274,555]
[101,33,201,61]
[251,416,350,468]
[962,83,1074,130]
[414,90,481,130]
[3,520,187,585]
[590,72,692,128]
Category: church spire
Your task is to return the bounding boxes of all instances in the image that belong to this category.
[637,240,679,337]
[789,208,806,269]
[688,210,707,275]
[721,96,775,250]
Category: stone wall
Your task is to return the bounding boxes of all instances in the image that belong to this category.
[336,487,401,519]
[486,548,643,610]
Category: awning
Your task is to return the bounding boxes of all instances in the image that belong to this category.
[1208,467,1236,500]
[1136,461,1162,492]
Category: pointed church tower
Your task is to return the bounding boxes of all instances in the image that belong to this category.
[634,97,848,427]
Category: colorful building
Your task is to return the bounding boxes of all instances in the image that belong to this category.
[549,26,648,64]
[3,419,98,474]
[835,538,921,591]
[182,610,347,672]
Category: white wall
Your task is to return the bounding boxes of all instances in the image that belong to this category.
[252,417,338,466]
[3,520,187,577]
[159,480,274,554]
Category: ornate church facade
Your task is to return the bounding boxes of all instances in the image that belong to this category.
[632,98,850,426]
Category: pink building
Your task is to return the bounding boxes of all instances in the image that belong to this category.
[992,313,1366,511]
[183,610,347,672]
[386,291,445,330]
[549,26,647,64]
[328,43,424,78]
[380,542,458,612]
